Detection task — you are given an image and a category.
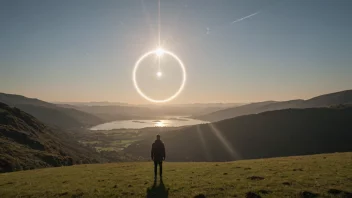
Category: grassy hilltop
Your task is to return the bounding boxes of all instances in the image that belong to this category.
[1,152,351,198]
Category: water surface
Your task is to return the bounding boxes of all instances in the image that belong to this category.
[90,117,208,130]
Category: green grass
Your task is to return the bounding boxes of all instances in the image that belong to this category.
[77,130,142,153]
[0,152,351,198]
[80,139,140,152]
[79,141,102,145]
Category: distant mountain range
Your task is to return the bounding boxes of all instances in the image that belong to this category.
[0,102,100,172]
[1,90,351,129]
[61,103,243,120]
[126,106,352,162]
[0,93,241,129]
[56,101,243,108]
[55,101,131,106]
[194,90,352,122]
[0,93,103,129]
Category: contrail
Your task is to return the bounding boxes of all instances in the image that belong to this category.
[231,11,260,24]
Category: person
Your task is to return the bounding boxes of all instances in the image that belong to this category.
[151,134,166,179]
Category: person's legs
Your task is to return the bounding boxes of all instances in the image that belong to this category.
[159,161,163,177]
[154,160,157,178]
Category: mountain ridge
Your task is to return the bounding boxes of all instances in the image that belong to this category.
[0,93,103,129]
[126,106,352,162]
[194,89,352,122]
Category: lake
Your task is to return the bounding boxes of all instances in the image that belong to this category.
[90,117,209,130]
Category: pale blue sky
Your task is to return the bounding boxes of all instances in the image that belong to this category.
[0,0,351,103]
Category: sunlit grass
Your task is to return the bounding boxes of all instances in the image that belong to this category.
[0,152,351,197]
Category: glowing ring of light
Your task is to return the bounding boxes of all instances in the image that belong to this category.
[133,49,186,103]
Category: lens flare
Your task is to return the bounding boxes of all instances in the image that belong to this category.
[132,48,186,103]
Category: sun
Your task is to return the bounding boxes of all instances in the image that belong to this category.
[155,47,165,57]
[132,48,186,103]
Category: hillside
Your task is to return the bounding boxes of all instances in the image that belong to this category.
[0,152,351,197]
[195,89,352,122]
[0,102,100,172]
[126,107,352,162]
[0,93,103,129]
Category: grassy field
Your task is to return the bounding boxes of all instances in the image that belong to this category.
[0,153,351,198]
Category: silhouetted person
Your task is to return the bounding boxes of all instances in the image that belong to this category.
[151,134,165,179]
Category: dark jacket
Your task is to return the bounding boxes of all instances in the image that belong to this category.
[151,140,166,161]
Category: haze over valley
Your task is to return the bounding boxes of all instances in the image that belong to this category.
[1,89,351,172]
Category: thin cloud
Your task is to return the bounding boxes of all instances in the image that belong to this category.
[231,11,260,24]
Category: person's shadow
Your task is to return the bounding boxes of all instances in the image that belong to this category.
[146,179,169,198]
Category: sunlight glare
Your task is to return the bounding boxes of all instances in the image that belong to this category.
[155,121,165,127]
[155,47,165,57]
[208,123,241,160]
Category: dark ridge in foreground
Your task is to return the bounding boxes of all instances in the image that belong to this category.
[0,102,100,173]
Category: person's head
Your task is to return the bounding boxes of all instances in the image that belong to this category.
[156,134,161,140]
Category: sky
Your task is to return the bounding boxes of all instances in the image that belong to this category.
[0,0,351,104]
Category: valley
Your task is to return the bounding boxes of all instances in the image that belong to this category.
[1,90,352,173]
